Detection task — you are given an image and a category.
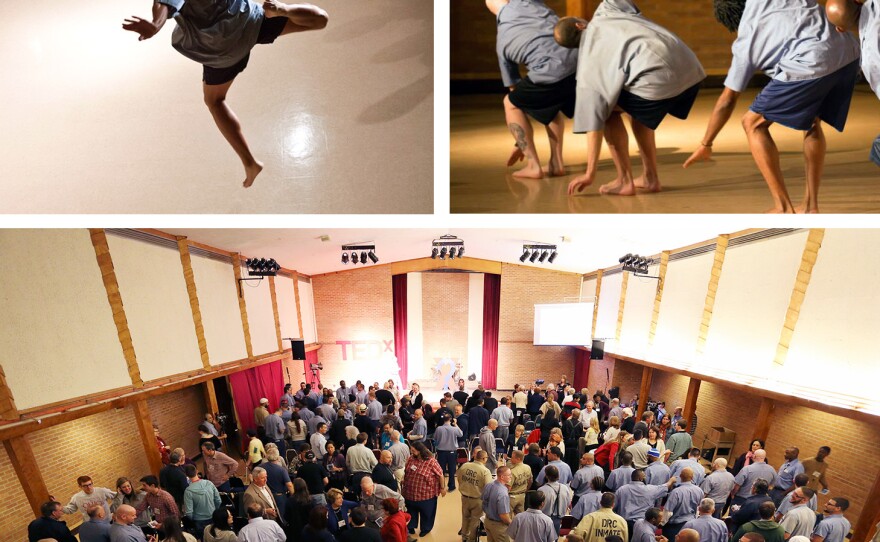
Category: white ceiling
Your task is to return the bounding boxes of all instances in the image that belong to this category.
[164,222,757,276]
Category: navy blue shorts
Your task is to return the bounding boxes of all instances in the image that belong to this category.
[203,16,288,86]
[871,134,880,166]
[508,74,577,125]
[616,82,702,130]
[749,60,860,132]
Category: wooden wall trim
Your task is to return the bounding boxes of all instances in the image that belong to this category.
[389,257,503,275]
[774,228,824,365]
[133,399,163,477]
[591,270,603,339]
[607,352,879,426]
[697,234,729,354]
[3,436,49,516]
[89,229,143,387]
[177,237,211,371]
[269,276,283,352]
[648,251,669,347]
[0,364,20,421]
[753,397,775,442]
[294,277,305,339]
[852,470,880,542]
[615,271,629,342]
[638,367,654,418]
[0,351,289,442]
[683,378,701,429]
[231,254,254,359]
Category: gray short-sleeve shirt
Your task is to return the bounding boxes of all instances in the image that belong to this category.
[724,0,860,92]
[860,0,880,98]
[159,0,265,69]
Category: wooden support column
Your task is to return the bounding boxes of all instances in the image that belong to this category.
[293,277,305,338]
[269,277,283,352]
[683,378,701,430]
[231,255,254,359]
[133,399,163,477]
[697,235,729,354]
[90,229,144,387]
[615,271,629,342]
[753,397,775,443]
[852,469,880,542]
[4,436,49,516]
[638,367,654,417]
[775,229,824,365]
[591,270,603,339]
[177,237,211,371]
[203,380,219,417]
[0,364,20,421]
[648,251,670,346]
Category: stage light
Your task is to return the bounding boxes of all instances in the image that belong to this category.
[618,252,656,277]
[449,246,456,259]
[341,243,379,265]
[521,242,558,264]
[430,234,466,260]
[245,257,281,276]
[457,247,464,258]
[431,248,439,259]
[440,246,448,260]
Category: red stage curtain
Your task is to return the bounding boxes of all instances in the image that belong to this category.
[392,274,408,388]
[481,273,501,389]
[228,360,284,436]
[304,350,321,388]
[573,348,590,391]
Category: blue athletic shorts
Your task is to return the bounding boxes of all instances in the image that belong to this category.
[202,16,288,86]
[871,134,880,166]
[749,60,860,132]
[616,82,702,131]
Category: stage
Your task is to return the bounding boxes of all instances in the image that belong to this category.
[451,86,880,214]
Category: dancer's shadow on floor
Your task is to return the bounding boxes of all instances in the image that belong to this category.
[357,73,432,124]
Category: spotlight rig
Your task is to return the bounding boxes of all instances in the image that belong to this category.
[520,243,558,264]
[430,234,465,260]
[238,257,281,296]
[618,253,658,279]
[341,244,379,265]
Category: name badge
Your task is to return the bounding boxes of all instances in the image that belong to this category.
[338,519,346,528]
[411,465,417,471]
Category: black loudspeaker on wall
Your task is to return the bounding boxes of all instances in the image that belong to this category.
[291,339,306,360]
[590,339,605,360]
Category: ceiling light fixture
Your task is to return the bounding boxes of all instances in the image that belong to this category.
[520,243,558,265]
[618,253,659,279]
[341,244,379,266]
[431,234,465,261]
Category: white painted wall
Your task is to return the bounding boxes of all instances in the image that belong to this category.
[240,264,279,356]
[189,254,247,365]
[701,231,807,375]
[275,276,299,341]
[298,279,318,344]
[651,251,714,362]
[467,273,485,380]
[0,230,132,409]
[619,265,660,350]
[594,272,622,341]
[406,273,424,381]
[106,234,203,382]
[582,277,597,301]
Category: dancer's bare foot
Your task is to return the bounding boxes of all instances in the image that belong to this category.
[243,160,264,188]
[764,206,795,214]
[633,174,661,192]
[507,147,525,167]
[512,163,544,179]
[599,178,635,196]
[543,157,565,177]
[794,204,819,214]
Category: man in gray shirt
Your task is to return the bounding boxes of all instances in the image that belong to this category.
[486,0,578,179]
[684,0,860,213]
[700,458,736,518]
[731,449,777,505]
[682,499,729,542]
[359,476,405,527]
[491,397,516,443]
[507,491,557,542]
[123,0,329,188]
[555,0,705,197]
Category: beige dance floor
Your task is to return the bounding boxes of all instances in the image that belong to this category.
[0,0,432,214]
[451,87,880,214]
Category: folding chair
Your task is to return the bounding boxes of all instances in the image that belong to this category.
[494,438,505,459]
[373,449,382,461]
[456,447,470,465]
[559,515,577,536]
[534,413,542,425]
[286,448,299,465]
[524,420,535,431]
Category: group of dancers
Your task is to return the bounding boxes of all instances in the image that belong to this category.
[488,0,880,213]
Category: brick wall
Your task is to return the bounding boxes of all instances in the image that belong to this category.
[0,385,208,540]
[0,443,32,542]
[311,267,395,387]
[421,273,470,379]
[497,263,581,391]
[587,356,616,396]
[452,0,737,80]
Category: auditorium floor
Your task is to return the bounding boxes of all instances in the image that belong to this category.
[451,86,880,213]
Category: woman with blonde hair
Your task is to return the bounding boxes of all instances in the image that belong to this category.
[507,424,528,455]
[602,415,621,444]
[584,416,600,452]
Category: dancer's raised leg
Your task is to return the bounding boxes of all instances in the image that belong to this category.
[504,95,543,179]
[263,1,329,33]
[797,119,824,214]
[742,111,794,213]
[203,80,264,188]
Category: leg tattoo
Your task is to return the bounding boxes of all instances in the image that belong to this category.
[510,123,527,152]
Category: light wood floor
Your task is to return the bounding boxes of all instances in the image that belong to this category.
[451,87,880,214]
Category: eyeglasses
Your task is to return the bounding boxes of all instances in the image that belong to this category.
[81,482,93,488]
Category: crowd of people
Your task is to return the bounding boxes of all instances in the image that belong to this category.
[25,375,864,542]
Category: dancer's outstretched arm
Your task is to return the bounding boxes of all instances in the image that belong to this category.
[567,131,603,195]
[123,2,169,41]
[683,87,741,167]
